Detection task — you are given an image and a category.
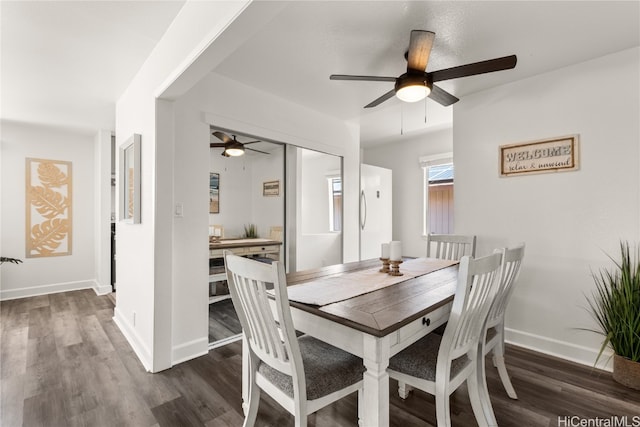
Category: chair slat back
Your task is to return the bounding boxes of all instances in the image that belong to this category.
[269,226,284,242]
[427,234,477,260]
[443,252,502,360]
[487,244,525,327]
[224,251,302,377]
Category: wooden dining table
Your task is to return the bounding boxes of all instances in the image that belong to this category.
[241,257,461,427]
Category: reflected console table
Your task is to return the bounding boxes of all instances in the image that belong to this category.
[208,238,282,303]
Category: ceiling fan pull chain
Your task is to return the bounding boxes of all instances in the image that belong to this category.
[400,104,404,135]
[424,96,427,124]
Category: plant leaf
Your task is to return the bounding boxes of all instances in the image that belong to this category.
[585,241,640,363]
[30,218,69,254]
[28,186,68,219]
[37,161,68,188]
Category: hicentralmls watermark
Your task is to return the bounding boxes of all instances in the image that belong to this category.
[557,416,640,427]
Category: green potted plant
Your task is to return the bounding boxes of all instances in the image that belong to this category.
[243,224,258,239]
[0,257,22,265]
[586,241,640,389]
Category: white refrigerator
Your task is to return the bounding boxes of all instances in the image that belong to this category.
[360,164,393,260]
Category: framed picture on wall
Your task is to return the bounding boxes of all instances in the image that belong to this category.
[263,180,280,197]
[119,134,141,224]
[210,173,219,213]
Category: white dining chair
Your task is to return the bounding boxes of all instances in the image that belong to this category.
[426,233,477,260]
[223,251,365,427]
[387,252,502,427]
[269,225,283,242]
[484,243,525,399]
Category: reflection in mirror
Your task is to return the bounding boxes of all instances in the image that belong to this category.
[206,128,343,349]
[119,134,140,224]
[208,128,285,348]
[286,146,343,272]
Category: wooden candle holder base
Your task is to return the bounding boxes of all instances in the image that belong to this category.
[389,260,403,276]
[379,258,390,273]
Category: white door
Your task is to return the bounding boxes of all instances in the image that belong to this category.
[360,164,392,260]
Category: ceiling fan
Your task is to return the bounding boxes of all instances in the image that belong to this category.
[210,131,270,157]
[330,30,517,108]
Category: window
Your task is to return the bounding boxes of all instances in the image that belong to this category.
[420,154,454,235]
[328,177,342,232]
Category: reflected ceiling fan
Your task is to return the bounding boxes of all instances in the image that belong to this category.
[210,131,270,157]
[330,30,517,108]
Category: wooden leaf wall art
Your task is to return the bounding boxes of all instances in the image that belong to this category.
[25,158,72,257]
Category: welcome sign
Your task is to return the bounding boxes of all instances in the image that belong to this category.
[499,135,580,177]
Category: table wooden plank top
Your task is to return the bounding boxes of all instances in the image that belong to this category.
[286,258,459,337]
[209,238,281,250]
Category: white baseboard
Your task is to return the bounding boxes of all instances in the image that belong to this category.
[113,307,152,372]
[0,279,110,301]
[505,327,613,372]
[93,281,113,296]
[172,337,209,366]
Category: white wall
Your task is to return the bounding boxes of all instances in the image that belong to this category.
[209,145,285,239]
[363,127,453,257]
[0,121,100,299]
[249,146,285,239]
[115,1,252,371]
[94,130,112,295]
[169,70,358,364]
[454,47,640,369]
[297,149,342,270]
[114,0,363,369]
[301,150,340,234]
[209,152,253,238]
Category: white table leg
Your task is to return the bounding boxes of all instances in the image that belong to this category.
[361,334,390,427]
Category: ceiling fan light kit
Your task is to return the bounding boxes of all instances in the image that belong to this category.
[224,140,245,156]
[210,131,270,157]
[395,73,432,102]
[330,29,517,109]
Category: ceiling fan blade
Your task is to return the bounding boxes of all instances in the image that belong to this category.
[212,131,233,144]
[245,147,270,155]
[430,55,517,83]
[330,74,396,82]
[210,143,225,148]
[429,84,459,106]
[364,89,396,108]
[407,30,435,72]
[241,141,262,145]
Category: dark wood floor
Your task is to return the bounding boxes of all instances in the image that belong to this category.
[1,289,639,427]
[209,298,242,343]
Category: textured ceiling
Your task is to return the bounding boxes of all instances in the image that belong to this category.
[213,1,640,146]
[2,1,639,144]
[1,0,185,134]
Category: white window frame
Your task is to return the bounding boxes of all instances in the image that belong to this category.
[326,175,342,233]
[419,152,453,236]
